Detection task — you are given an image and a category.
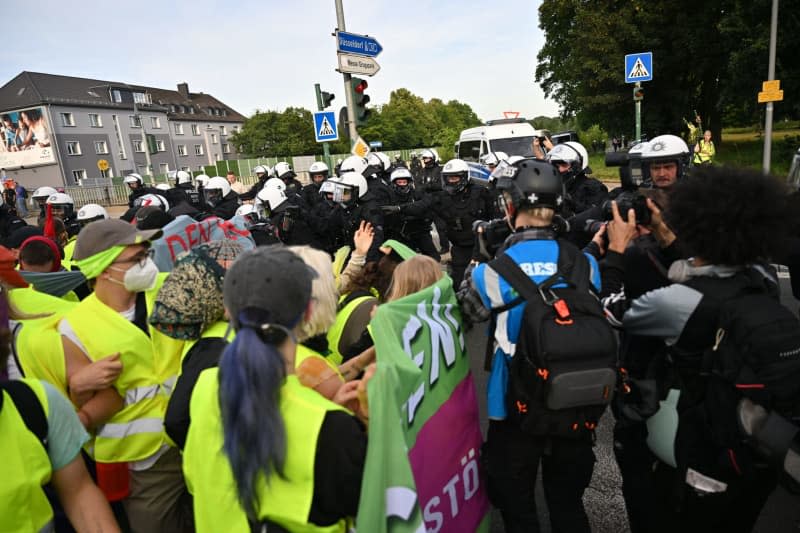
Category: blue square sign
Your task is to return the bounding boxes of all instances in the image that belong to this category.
[313,111,338,142]
[625,52,653,83]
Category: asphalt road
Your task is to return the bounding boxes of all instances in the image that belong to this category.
[464,273,800,533]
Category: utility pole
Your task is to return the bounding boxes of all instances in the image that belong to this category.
[762,0,779,174]
[334,0,358,143]
[314,83,332,167]
[634,82,642,142]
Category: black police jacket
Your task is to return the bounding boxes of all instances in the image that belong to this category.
[430,186,493,247]
[302,183,322,208]
[564,174,609,216]
[420,165,442,192]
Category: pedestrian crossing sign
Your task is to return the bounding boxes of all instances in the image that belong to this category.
[313,111,338,142]
[625,52,653,83]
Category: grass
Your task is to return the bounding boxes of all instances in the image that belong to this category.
[588,129,799,183]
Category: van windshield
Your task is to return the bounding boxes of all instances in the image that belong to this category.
[491,136,535,157]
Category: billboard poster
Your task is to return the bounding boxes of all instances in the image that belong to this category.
[0,106,57,169]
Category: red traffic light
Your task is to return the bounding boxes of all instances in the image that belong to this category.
[354,79,368,94]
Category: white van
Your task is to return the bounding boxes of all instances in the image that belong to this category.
[455,118,546,162]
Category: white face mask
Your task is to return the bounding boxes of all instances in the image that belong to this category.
[109,257,159,293]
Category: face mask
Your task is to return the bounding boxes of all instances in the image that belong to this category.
[109,257,158,292]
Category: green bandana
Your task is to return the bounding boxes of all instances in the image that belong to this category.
[73,245,126,280]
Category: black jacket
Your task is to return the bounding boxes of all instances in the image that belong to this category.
[429,186,493,247]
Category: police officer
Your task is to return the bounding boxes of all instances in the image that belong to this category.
[418,148,451,253]
[124,173,160,208]
[364,152,394,207]
[383,167,439,260]
[0,193,26,241]
[234,204,280,246]
[201,176,240,220]
[430,159,493,287]
[302,161,329,208]
[31,186,58,223]
[239,165,272,201]
[45,193,80,238]
[257,187,315,246]
[458,158,601,533]
[274,162,304,195]
[546,141,608,217]
[333,172,384,261]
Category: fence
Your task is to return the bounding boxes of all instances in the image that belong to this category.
[66,147,440,207]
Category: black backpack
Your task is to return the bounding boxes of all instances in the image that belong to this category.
[0,380,48,450]
[487,240,618,438]
[673,270,800,475]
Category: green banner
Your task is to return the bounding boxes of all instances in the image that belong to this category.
[357,276,490,532]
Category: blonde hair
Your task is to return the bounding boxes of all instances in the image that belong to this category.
[288,246,338,341]
[385,255,443,302]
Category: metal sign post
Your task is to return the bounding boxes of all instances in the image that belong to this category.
[762,0,780,174]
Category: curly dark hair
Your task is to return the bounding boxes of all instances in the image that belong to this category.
[665,165,794,266]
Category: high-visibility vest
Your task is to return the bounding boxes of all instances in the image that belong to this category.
[0,379,54,533]
[179,321,232,362]
[8,286,77,316]
[693,140,715,164]
[326,293,377,365]
[65,293,169,463]
[183,369,348,533]
[295,343,343,380]
[14,314,70,398]
[62,238,77,270]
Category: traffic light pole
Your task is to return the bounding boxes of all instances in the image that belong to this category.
[334,0,358,145]
[762,0,779,174]
[634,82,642,142]
[314,83,332,167]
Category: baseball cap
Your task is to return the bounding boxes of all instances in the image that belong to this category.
[72,219,162,261]
[0,246,29,288]
[224,246,316,329]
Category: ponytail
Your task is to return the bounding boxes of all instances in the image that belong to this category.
[218,308,289,519]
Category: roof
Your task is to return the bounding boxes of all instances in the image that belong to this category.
[0,71,245,123]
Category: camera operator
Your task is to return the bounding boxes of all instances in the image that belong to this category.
[532,135,553,160]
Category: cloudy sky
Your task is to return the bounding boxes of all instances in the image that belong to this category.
[0,0,560,122]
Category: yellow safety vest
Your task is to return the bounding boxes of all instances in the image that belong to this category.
[326,294,377,365]
[295,343,343,380]
[14,314,70,399]
[62,238,77,270]
[0,379,54,533]
[65,293,169,463]
[180,321,232,362]
[183,369,348,533]
[8,286,77,316]
[693,140,715,164]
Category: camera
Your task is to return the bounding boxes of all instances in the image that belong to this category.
[605,148,647,189]
[602,190,651,225]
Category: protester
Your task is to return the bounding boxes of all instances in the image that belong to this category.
[182,246,367,532]
[226,170,248,195]
[693,129,715,165]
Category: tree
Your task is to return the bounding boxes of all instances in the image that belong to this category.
[230,107,320,157]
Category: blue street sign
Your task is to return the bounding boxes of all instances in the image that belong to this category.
[369,141,383,148]
[313,111,338,143]
[625,52,653,83]
[337,31,383,58]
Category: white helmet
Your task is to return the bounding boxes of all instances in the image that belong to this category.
[262,177,286,193]
[46,192,74,206]
[308,161,330,183]
[235,203,261,224]
[390,167,414,193]
[546,141,589,180]
[640,134,691,179]
[175,170,192,185]
[195,174,210,187]
[319,179,337,196]
[506,155,526,165]
[253,164,272,178]
[134,193,169,211]
[77,203,109,224]
[420,149,437,162]
[256,186,288,214]
[481,151,509,167]
[204,176,232,207]
[32,186,58,202]
[155,183,171,191]
[339,155,369,177]
[124,173,144,186]
[441,159,470,194]
[274,161,295,181]
[336,171,368,205]
[367,152,391,172]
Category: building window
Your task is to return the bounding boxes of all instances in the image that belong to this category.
[133,92,151,105]
[189,107,195,114]
[156,140,166,152]
[88,113,102,127]
[61,113,75,127]
[211,133,217,144]
[137,165,149,175]
[174,123,184,135]
[72,169,87,182]
[177,145,187,156]
[100,168,112,178]
[159,163,169,174]
[220,125,227,135]
[191,124,200,135]
[222,143,230,154]
[194,144,204,156]
[66,141,81,155]
[169,105,176,113]
[111,89,123,103]
[180,166,190,172]
[94,140,109,154]
[129,115,141,128]
[150,116,161,128]
[133,140,144,152]
[222,110,227,116]
[232,125,239,133]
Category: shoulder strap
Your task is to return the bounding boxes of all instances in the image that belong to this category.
[488,253,548,304]
[0,380,48,449]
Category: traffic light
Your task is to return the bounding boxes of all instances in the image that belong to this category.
[351,77,371,125]
[321,91,335,108]
[633,86,644,102]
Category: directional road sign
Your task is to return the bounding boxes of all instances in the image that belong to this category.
[625,52,653,83]
[313,111,338,143]
[352,136,370,158]
[337,31,383,58]
[337,53,381,76]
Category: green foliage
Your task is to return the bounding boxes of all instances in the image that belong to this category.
[229,107,322,158]
[530,115,576,133]
[578,124,608,153]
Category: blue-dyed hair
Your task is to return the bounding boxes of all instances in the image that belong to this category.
[217,307,301,519]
